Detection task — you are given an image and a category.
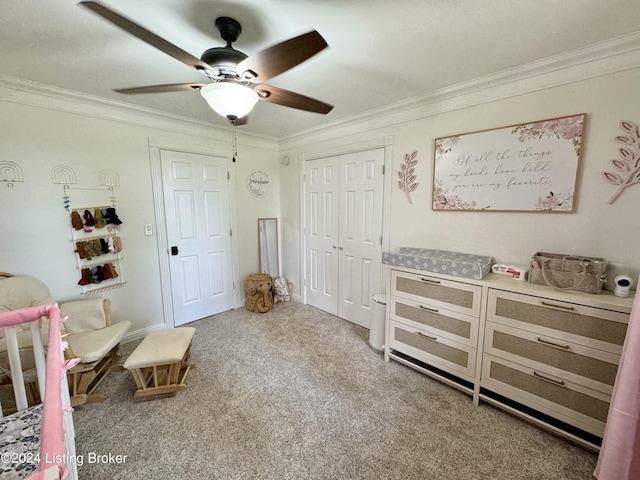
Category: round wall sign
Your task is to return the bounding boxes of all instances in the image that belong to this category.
[247,170,270,198]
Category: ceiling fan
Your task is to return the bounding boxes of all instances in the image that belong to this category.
[78,1,333,125]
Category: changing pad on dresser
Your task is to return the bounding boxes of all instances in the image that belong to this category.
[382,247,494,279]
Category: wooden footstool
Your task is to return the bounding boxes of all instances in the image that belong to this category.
[124,327,195,399]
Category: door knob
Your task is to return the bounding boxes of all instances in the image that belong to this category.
[171,246,179,256]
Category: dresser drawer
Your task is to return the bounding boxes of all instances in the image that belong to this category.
[481,354,609,437]
[390,296,478,347]
[484,322,619,395]
[487,289,628,354]
[389,320,476,381]
[391,270,482,317]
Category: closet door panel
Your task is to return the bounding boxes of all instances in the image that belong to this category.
[337,150,384,328]
[305,156,340,315]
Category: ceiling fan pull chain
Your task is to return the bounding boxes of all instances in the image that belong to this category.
[232,125,238,163]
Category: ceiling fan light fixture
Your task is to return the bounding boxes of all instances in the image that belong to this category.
[200,82,259,119]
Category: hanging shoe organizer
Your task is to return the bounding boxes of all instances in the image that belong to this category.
[56,167,126,295]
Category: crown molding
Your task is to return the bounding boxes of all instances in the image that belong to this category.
[0,74,279,151]
[280,31,640,148]
[2,30,639,151]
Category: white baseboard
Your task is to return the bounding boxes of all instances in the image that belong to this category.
[122,324,167,344]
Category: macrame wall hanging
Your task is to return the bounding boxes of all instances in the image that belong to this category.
[602,120,640,204]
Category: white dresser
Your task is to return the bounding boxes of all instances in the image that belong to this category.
[387,270,481,391]
[384,265,634,449]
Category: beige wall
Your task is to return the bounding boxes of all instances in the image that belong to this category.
[2,52,639,335]
[279,67,640,298]
[0,83,279,337]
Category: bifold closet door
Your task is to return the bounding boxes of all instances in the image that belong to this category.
[305,155,340,316]
[305,149,384,328]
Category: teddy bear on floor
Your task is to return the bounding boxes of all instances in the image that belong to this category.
[244,273,274,313]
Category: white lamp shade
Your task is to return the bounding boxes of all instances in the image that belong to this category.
[200,82,259,119]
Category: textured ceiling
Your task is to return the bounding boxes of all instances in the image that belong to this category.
[1,0,639,139]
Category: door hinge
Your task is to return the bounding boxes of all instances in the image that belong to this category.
[303,278,307,286]
[380,236,383,246]
[382,165,385,175]
[303,173,306,182]
[227,171,230,180]
[230,228,233,237]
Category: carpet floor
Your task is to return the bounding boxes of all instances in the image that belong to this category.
[73,301,598,479]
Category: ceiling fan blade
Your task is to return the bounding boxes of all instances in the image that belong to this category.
[113,83,205,94]
[255,85,333,114]
[237,30,328,82]
[79,1,214,75]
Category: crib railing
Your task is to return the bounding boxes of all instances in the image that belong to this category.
[0,304,78,480]
[1,316,47,415]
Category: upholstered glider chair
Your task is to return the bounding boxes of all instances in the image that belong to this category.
[0,273,131,407]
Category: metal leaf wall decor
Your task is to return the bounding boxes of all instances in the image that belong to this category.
[398,150,419,205]
[602,120,640,204]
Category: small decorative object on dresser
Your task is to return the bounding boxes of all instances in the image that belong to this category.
[613,275,633,298]
[491,263,529,281]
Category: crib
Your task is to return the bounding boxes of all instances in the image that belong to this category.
[0,304,78,480]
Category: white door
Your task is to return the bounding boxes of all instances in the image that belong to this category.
[161,150,234,326]
[305,156,340,315]
[337,150,384,326]
[305,149,384,328]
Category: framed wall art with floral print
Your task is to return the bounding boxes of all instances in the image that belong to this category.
[432,113,585,212]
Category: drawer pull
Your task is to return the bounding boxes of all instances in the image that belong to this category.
[536,337,570,350]
[540,301,575,311]
[420,277,441,284]
[533,371,565,386]
[418,305,439,313]
[417,331,437,341]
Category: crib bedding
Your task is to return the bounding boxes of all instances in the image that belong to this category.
[0,403,43,479]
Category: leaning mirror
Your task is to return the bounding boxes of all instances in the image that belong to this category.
[258,218,279,278]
